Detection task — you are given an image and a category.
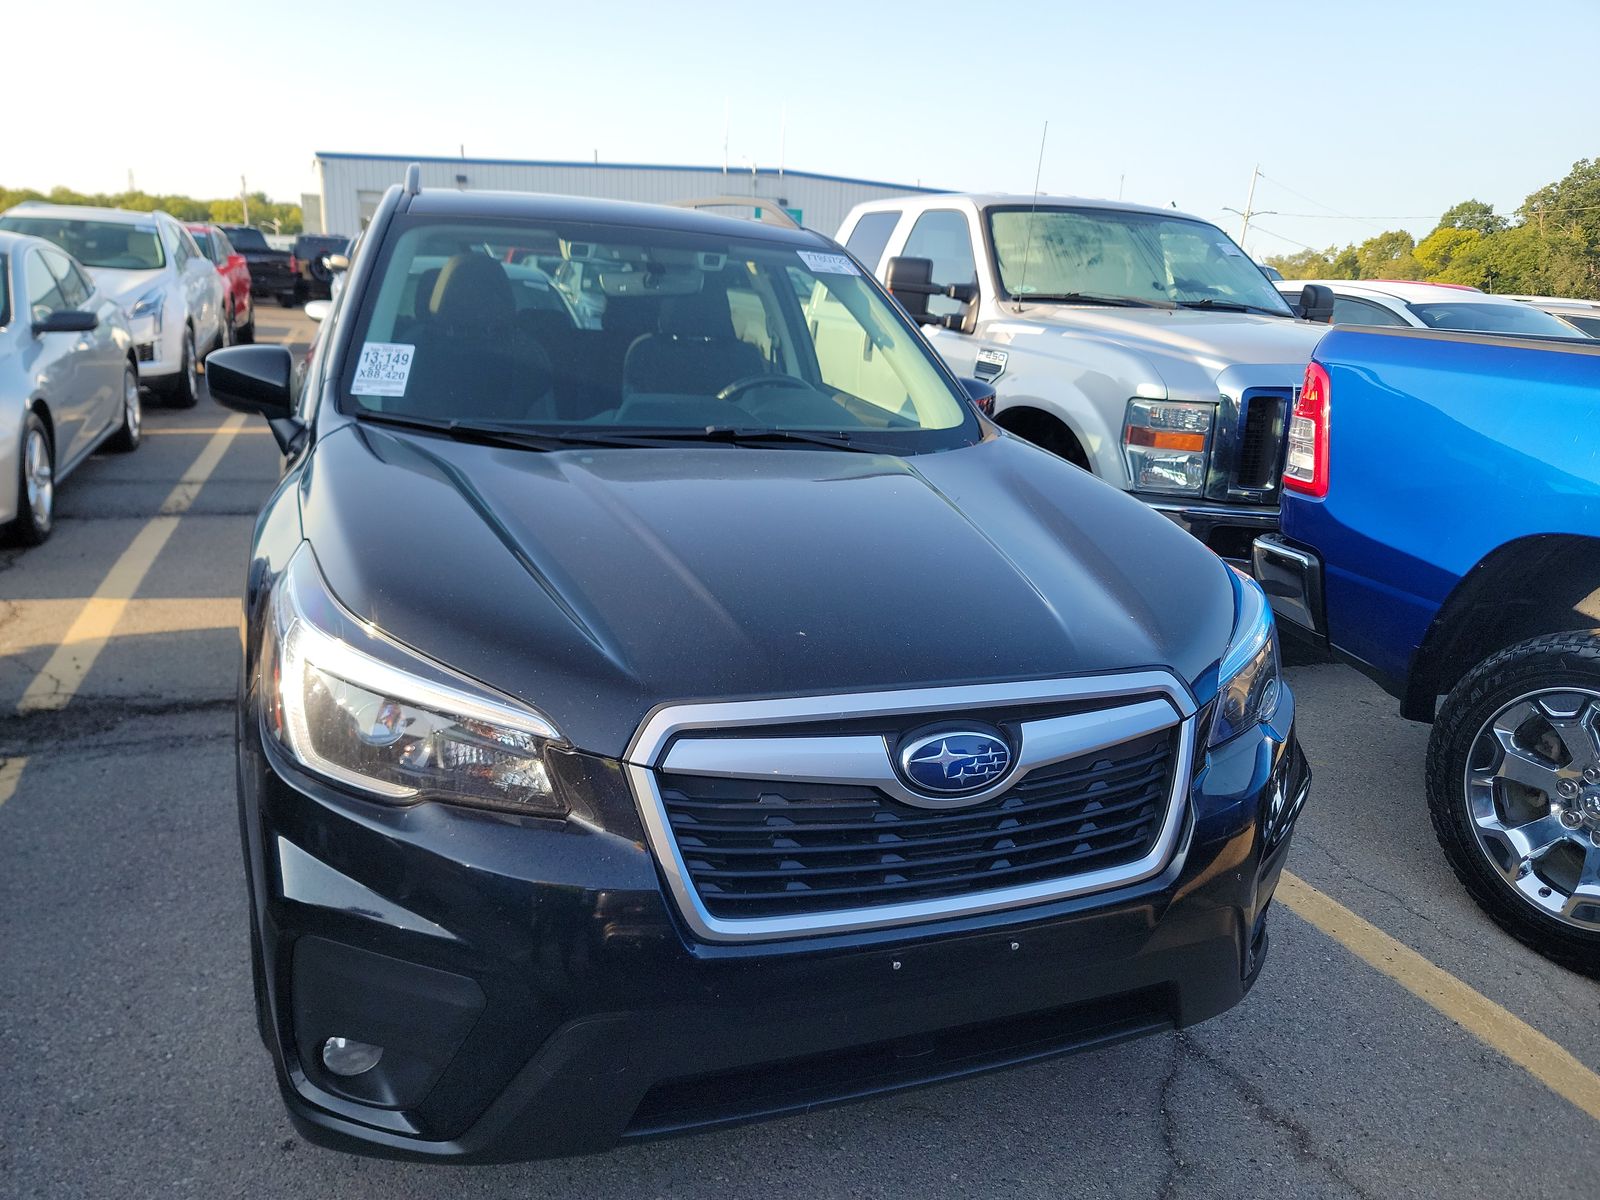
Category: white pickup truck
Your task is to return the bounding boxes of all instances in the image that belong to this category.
[835,194,1332,562]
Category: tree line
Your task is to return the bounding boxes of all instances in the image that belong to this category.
[0,184,303,235]
[1265,158,1600,297]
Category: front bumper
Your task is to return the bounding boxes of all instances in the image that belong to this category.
[1135,494,1279,567]
[1251,533,1327,645]
[131,314,184,381]
[239,691,1307,1162]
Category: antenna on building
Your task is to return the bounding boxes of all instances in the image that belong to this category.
[779,105,787,179]
[1013,121,1049,312]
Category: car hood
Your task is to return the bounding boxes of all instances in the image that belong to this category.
[1014,305,1325,396]
[299,425,1236,757]
[86,267,165,308]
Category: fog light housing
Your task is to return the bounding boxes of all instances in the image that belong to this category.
[322,1036,384,1077]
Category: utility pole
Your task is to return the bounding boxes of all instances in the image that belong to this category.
[240,175,249,226]
[1238,164,1260,242]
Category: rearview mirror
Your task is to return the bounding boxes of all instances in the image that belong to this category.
[323,253,349,273]
[1298,284,1335,324]
[304,300,331,323]
[33,309,98,336]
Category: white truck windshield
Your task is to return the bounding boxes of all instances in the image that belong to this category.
[988,207,1293,316]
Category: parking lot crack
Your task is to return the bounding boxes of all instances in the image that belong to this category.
[1182,1034,1380,1200]
[1155,1033,1187,1200]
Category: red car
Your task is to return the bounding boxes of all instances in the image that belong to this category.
[187,223,255,344]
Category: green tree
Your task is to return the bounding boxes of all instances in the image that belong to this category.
[1263,247,1334,279]
[1414,226,1479,277]
[1353,230,1420,280]
[1,183,301,234]
[1437,199,1506,235]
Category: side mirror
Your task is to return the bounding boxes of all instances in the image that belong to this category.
[884,256,978,331]
[304,300,332,323]
[958,376,996,416]
[207,344,295,419]
[1298,284,1335,324]
[885,256,934,323]
[324,253,349,273]
[33,309,98,336]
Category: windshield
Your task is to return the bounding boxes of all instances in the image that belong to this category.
[0,253,8,325]
[227,227,268,251]
[340,217,976,449]
[987,206,1293,315]
[1407,301,1584,338]
[0,216,166,270]
[191,230,214,257]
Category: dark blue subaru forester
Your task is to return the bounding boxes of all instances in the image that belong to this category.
[207,168,1308,1161]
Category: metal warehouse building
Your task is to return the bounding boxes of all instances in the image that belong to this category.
[308,152,938,238]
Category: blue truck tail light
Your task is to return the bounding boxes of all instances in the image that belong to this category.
[1284,362,1330,497]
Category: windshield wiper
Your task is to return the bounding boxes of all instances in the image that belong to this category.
[353,412,893,453]
[604,425,888,452]
[1176,299,1291,317]
[1019,292,1175,309]
[354,410,649,451]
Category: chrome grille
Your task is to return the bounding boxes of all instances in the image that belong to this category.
[624,675,1197,943]
[662,730,1173,919]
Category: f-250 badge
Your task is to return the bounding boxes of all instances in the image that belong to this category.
[974,348,1008,382]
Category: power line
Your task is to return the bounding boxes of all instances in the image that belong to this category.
[1246,223,1324,253]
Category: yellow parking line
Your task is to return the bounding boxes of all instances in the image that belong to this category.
[1279,870,1600,1123]
[16,414,246,713]
[0,757,25,807]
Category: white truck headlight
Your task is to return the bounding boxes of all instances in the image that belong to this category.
[1122,399,1214,494]
[264,544,565,815]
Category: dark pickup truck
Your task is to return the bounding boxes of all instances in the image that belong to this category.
[219,225,298,306]
[291,233,351,302]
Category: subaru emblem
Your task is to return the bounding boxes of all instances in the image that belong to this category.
[898,729,1012,797]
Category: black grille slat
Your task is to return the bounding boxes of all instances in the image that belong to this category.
[670,760,1165,837]
[673,787,1162,855]
[686,807,1160,880]
[658,730,1176,919]
[695,831,1156,904]
[1234,388,1289,490]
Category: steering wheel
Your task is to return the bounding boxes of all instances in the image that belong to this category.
[715,373,812,404]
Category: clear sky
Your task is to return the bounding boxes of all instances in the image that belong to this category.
[11,0,1597,254]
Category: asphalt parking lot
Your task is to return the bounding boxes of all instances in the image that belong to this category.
[1,305,1597,1199]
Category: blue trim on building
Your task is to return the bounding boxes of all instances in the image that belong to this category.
[313,151,944,195]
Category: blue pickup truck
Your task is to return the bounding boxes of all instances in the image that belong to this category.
[1253,326,1600,976]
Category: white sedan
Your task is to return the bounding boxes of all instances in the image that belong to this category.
[1275,278,1587,338]
[0,203,225,406]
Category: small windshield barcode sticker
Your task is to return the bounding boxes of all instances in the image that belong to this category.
[351,343,415,396]
[797,250,859,276]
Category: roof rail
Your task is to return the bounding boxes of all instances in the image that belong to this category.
[403,163,421,196]
[668,196,799,228]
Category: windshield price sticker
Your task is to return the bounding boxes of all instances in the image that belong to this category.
[351,343,415,396]
[797,250,860,276]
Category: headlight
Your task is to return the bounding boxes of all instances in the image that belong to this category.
[1122,399,1214,494]
[128,287,165,333]
[1209,566,1282,747]
[264,544,565,815]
